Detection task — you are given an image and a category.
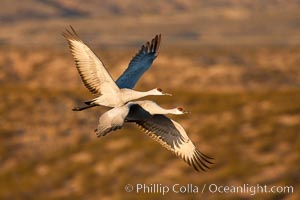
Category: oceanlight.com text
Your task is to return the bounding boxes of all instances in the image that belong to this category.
[207,183,294,195]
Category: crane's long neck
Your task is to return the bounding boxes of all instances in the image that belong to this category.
[123,90,157,102]
[162,108,179,115]
[147,107,179,115]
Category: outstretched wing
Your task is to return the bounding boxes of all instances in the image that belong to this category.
[135,115,213,172]
[116,34,161,89]
[63,26,119,95]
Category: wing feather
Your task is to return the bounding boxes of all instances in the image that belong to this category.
[63,26,119,95]
[116,34,161,89]
[94,106,130,137]
[135,115,213,172]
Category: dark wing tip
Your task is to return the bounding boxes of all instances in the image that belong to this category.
[182,149,214,172]
[154,34,161,55]
[190,149,214,172]
[135,34,162,55]
[197,149,215,162]
[150,38,155,52]
[62,25,81,42]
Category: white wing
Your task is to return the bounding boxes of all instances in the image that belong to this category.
[63,26,119,95]
[115,34,161,89]
[135,115,213,172]
[94,105,130,137]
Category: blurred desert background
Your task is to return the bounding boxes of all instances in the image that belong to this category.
[1,0,300,199]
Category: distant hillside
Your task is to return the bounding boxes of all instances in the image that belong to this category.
[1,0,300,47]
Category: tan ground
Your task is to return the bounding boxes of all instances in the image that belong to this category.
[1,46,300,199]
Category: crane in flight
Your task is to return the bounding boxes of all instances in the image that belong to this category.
[64,27,214,172]
[63,27,170,109]
[95,100,214,172]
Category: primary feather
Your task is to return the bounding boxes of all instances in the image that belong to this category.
[116,34,161,89]
[63,26,119,95]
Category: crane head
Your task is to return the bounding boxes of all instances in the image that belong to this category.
[176,107,190,114]
[155,88,172,96]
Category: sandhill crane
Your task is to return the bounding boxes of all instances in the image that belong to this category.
[72,33,162,111]
[95,100,213,172]
[63,27,170,109]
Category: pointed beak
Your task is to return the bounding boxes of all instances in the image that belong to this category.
[163,92,172,96]
[183,110,191,114]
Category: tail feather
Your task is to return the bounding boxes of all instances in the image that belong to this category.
[72,104,97,111]
[95,125,122,137]
[85,100,94,105]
